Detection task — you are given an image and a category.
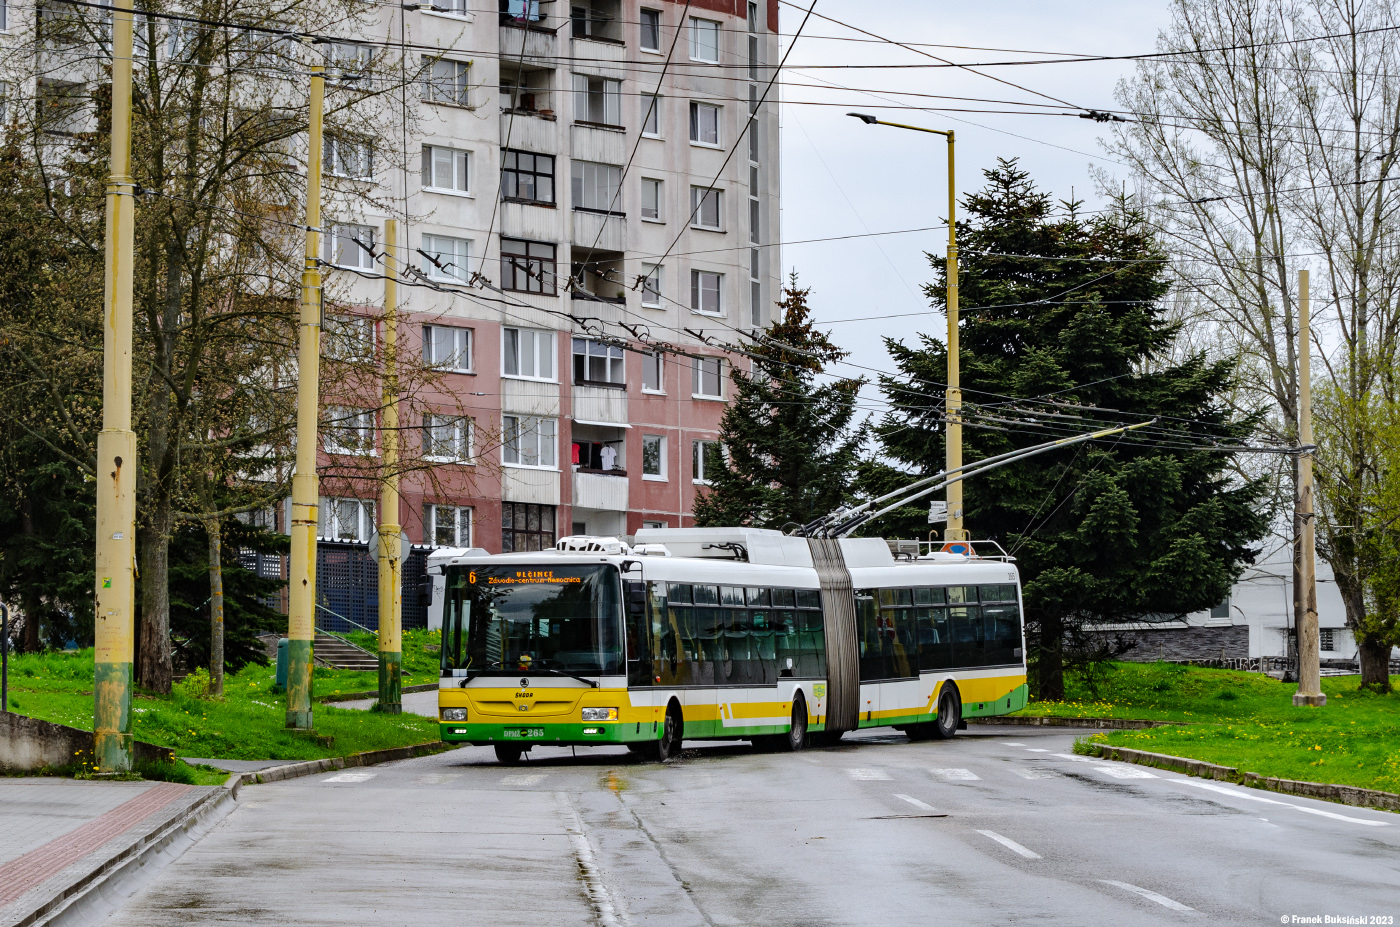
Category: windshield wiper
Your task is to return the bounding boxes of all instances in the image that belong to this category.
[475,662,599,688]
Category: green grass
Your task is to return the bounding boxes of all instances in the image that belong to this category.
[1017,661,1400,793]
[3,635,441,769]
[313,628,443,699]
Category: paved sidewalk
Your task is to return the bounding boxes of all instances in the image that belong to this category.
[335,689,438,717]
[0,779,217,926]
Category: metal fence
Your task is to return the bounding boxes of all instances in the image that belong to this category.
[311,539,431,634]
[1180,655,1400,676]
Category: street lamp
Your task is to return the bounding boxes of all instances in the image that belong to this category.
[847,113,968,542]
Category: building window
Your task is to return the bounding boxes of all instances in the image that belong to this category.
[572,160,623,213]
[692,439,721,483]
[642,434,665,479]
[424,58,470,106]
[1319,628,1335,651]
[1209,597,1231,619]
[422,413,472,461]
[501,0,543,23]
[747,0,758,32]
[424,503,473,547]
[502,327,556,380]
[641,264,662,308]
[642,519,666,529]
[500,238,556,293]
[502,502,556,552]
[422,234,471,282]
[432,0,470,15]
[642,351,663,391]
[501,150,555,205]
[422,145,470,193]
[423,324,472,372]
[690,186,721,229]
[640,8,661,51]
[325,135,373,180]
[688,17,719,62]
[641,93,661,136]
[572,337,625,386]
[692,356,722,398]
[324,407,374,455]
[689,101,719,145]
[503,415,557,468]
[749,197,760,244]
[319,496,374,542]
[571,0,621,41]
[573,73,622,127]
[323,315,375,361]
[641,178,662,221]
[325,224,375,269]
[328,42,372,81]
[690,269,722,315]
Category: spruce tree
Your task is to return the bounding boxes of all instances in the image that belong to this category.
[693,277,865,531]
[869,160,1268,698]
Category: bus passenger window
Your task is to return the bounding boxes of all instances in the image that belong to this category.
[746,587,770,607]
[668,583,693,604]
[917,606,952,670]
[795,588,821,610]
[773,588,797,609]
[694,584,719,606]
[950,605,984,667]
[798,606,825,676]
[855,591,883,681]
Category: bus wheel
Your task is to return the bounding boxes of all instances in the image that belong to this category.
[494,743,525,764]
[645,701,683,762]
[776,695,807,752]
[930,686,962,740]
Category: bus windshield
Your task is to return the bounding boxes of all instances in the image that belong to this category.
[440,564,623,678]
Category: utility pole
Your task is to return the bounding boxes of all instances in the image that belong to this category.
[1294,269,1325,707]
[94,0,138,772]
[377,219,403,714]
[286,63,325,730]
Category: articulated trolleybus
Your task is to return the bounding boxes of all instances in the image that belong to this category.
[429,527,1027,764]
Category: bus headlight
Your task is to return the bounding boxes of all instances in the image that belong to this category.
[442,708,467,722]
[581,707,618,721]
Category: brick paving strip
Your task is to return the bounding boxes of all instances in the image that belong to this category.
[0,782,193,908]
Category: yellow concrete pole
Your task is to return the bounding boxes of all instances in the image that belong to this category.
[286,64,325,730]
[94,0,138,774]
[1294,269,1325,707]
[378,219,403,713]
[942,132,968,543]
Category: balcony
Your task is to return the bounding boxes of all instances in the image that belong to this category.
[571,209,625,252]
[498,22,557,63]
[574,470,629,511]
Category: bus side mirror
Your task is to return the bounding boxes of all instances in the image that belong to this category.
[418,582,433,604]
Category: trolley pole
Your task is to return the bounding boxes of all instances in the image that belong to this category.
[377,219,403,714]
[286,63,326,730]
[94,0,138,773]
[1294,269,1325,707]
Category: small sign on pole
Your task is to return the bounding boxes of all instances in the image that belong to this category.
[928,501,948,524]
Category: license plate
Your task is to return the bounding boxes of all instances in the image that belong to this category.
[504,728,544,739]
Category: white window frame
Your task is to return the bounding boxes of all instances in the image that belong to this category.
[502,414,558,469]
[424,58,470,106]
[325,223,376,269]
[641,264,663,308]
[502,327,556,381]
[690,269,723,316]
[422,412,473,462]
[424,503,473,547]
[692,356,723,399]
[323,314,375,361]
[422,234,471,282]
[642,350,664,392]
[423,324,473,372]
[639,8,661,52]
[688,16,720,63]
[319,496,375,542]
[572,73,622,127]
[571,160,623,213]
[689,101,720,147]
[692,439,720,484]
[572,337,626,386]
[641,93,662,137]
[642,433,666,480]
[426,0,471,18]
[641,178,663,222]
[324,407,375,456]
[325,134,373,180]
[690,185,722,230]
[422,144,470,195]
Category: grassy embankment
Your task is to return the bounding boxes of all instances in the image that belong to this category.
[3,629,445,783]
[1015,660,1400,792]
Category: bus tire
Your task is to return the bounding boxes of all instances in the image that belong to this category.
[930,685,962,740]
[494,743,526,764]
[776,694,808,752]
[643,701,683,762]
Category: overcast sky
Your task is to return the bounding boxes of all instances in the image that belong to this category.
[777,0,1177,407]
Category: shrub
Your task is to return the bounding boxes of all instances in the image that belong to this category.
[134,759,198,784]
[173,667,213,700]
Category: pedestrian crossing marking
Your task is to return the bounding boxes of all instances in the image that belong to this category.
[929,768,980,781]
[1095,765,1158,779]
[848,768,893,780]
[1010,767,1059,779]
[323,771,376,783]
[501,773,548,786]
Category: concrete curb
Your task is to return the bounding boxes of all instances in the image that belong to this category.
[235,740,453,786]
[970,715,1184,730]
[1083,743,1400,814]
[316,683,439,703]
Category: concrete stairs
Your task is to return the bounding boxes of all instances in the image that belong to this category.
[313,632,379,671]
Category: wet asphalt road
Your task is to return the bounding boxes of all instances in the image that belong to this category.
[96,725,1399,927]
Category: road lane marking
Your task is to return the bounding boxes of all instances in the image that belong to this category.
[976,830,1041,859]
[1095,765,1158,779]
[1100,879,1195,912]
[1010,767,1060,779]
[930,768,980,781]
[414,773,459,784]
[1051,753,1095,762]
[1025,748,1051,752]
[323,772,376,783]
[501,773,548,786]
[894,794,937,811]
[1173,779,1389,827]
[1002,742,1027,746]
[848,768,893,780]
